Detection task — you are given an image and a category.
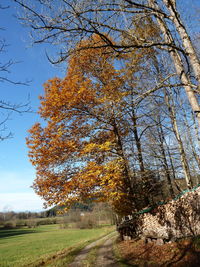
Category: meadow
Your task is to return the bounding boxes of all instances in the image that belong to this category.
[0,224,114,267]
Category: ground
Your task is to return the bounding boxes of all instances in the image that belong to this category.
[117,237,200,266]
[2,225,200,266]
[63,233,200,266]
[0,225,115,267]
[69,232,119,267]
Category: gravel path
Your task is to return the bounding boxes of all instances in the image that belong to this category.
[68,232,118,267]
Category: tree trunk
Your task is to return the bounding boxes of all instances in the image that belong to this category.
[112,117,134,191]
[163,0,200,89]
[165,92,193,188]
[165,140,181,192]
[182,106,200,171]
[149,0,200,127]
[132,109,145,172]
[158,120,175,198]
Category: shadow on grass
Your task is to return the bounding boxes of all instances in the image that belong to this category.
[0,228,36,239]
[31,243,87,267]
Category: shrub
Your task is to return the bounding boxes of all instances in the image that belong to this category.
[36,218,57,226]
[59,223,68,229]
[3,221,16,229]
[76,216,97,229]
[16,220,26,228]
[27,219,37,228]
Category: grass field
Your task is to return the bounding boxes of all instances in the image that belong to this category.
[0,224,114,267]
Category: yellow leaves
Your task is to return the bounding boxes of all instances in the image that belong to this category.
[83,143,97,153]
[82,141,112,154]
[99,141,112,151]
[77,86,86,94]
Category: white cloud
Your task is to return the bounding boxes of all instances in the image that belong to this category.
[0,192,45,212]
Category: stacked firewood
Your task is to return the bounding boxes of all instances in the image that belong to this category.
[117,187,200,243]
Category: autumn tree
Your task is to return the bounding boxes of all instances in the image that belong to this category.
[27,34,165,215]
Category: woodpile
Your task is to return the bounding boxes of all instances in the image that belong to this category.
[117,187,200,243]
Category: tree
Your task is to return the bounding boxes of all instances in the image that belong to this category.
[165,90,193,187]
[148,0,200,126]
[14,0,200,126]
[27,34,164,215]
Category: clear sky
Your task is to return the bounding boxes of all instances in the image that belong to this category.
[0,1,65,212]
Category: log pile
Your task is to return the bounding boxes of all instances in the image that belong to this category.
[117,186,200,243]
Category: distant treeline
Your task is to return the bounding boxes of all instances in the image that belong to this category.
[0,202,116,229]
[0,201,96,221]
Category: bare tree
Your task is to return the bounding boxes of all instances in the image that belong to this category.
[165,89,193,188]
[148,0,200,126]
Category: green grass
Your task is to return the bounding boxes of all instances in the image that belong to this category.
[0,224,114,267]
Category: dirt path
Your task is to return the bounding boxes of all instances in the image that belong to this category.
[68,232,118,267]
[96,235,119,267]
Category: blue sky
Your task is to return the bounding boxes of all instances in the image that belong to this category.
[0,1,65,212]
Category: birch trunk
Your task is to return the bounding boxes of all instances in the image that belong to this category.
[165,93,193,188]
[163,0,200,89]
[149,0,200,127]
[182,107,200,171]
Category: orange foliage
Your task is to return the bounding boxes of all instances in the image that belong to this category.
[27,34,148,215]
